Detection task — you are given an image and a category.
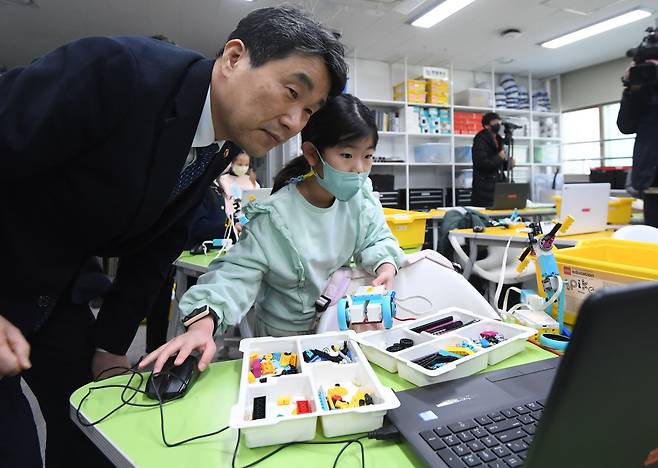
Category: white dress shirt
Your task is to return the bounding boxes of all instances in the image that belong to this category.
[182,86,224,172]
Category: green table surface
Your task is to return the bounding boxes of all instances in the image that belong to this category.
[70,342,554,467]
[175,251,219,270]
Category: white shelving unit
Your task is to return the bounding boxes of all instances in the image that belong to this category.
[349,53,563,209]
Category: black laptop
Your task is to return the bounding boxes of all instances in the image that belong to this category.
[387,281,658,468]
[489,183,529,210]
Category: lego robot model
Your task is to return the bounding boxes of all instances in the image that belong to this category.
[337,285,396,331]
[514,216,575,351]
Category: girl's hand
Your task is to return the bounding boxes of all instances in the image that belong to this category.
[351,322,384,333]
[139,316,216,373]
[372,263,396,290]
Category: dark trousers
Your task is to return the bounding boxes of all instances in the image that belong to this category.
[0,299,113,468]
[645,192,658,228]
[145,267,199,353]
[0,376,42,468]
[145,266,176,353]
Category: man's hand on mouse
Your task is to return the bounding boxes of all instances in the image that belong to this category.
[92,350,130,380]
[0,314,32,378]
[139,315,216,374]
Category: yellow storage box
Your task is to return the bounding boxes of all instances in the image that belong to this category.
[553,195,634,225]
[607,197,634,224]
[554,239,658,325]
[383,208,432,250]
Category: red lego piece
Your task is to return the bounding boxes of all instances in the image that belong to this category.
[296,400,312,414]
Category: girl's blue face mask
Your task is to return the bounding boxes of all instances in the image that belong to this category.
[313,149,370,201]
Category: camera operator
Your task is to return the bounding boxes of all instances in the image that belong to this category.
[471,112,511,207]
[617,28,658,227]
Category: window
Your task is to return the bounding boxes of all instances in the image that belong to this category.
[562,103,635,174]
[562,108,601,174]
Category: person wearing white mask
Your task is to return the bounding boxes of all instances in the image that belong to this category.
[218,150,260,224]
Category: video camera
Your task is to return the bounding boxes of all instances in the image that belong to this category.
[502,121,522,145]
[624,27,658,88]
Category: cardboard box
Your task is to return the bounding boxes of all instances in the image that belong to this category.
[420,67,449,81]
[454,88,492,107]
[393,79,427,96]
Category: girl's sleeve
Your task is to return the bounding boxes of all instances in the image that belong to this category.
[178,216,270,335]
[354,181,405,275]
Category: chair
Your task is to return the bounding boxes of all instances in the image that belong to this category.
[448,234,536,304]
[612,225,658,243]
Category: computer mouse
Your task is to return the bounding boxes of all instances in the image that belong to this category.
[472,225,485,233]
[145,354,199,401]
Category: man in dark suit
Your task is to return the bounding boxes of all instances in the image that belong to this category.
[0,5,346,467]
[471,112,510,207]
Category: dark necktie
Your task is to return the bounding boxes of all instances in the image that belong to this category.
[169,142,219,201]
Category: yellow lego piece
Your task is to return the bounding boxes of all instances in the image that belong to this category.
[350,391,366,407]
[277,397,291,406]
[517,256,531,274]
[444,346,474,356]
[264,353,273,361]
[292,408,298,415]
[280,353,290,367]
[249,353,259,364]
[248,372,256,384]
[260,360,275,375]
[289,353,297,367]
[327,385,348,398]
[560,216,575,233]
[335,401,350,410]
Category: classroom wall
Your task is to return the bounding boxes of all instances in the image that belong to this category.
[560,57,629,111]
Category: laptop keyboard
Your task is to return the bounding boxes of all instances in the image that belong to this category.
[419,399,545,467]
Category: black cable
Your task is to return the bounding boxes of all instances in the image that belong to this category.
[74,364,229,448]
[231,425,400,468]
[232,429,242,468]
[332,436,367,468]
[239,439,365,468]
[77,364,400,463]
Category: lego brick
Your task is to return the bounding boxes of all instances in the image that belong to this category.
[252,396,266,420]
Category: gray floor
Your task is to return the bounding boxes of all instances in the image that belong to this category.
[24,318,242,465]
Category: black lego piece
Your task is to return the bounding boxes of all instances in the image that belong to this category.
[252,396,266,420]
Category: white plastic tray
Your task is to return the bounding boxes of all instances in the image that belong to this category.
[230,331,400,448]
[354,307,535,387]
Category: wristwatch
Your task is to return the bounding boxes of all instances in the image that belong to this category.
[182,305,219,335]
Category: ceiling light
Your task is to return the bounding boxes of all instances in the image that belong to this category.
[411,0,476,29]
[501,28,522,39]
[0,0,38,6]
[496,57,515,64]
[541,9,652,48]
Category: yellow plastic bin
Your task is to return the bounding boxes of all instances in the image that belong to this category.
[607,197,634,224]
[383,208,432,250]
[553,195,634,224]
[554,239,658,325]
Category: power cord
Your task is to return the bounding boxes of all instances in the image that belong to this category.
[394,295,434,317]
[231,425,400,468]
[74,363,230,448]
